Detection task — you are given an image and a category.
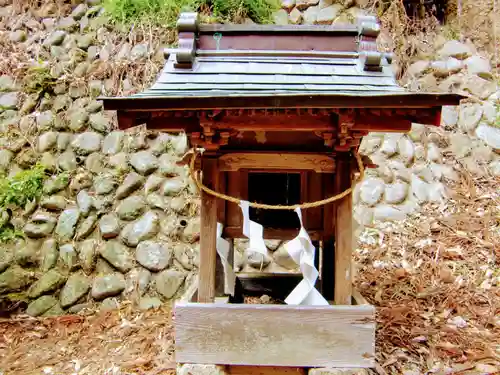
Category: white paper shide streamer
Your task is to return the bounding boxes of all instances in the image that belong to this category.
[239,201,328,306]
[284,208,328,306]
[216,222,236,296]
[239,200,268,257]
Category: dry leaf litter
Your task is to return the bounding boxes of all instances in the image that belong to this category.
[354,172,499,374]
[0,303,175,375]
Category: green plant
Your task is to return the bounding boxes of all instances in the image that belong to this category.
[103,0,200,26]
[441,23,461,41]
[0,164,49,243]
[22,64,57,97]
[0,164,47,208]
[209,0,281,24]
[103,0,280,26]
[0,226,24,243]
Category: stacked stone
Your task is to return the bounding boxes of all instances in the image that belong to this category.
[0,0,199,316]
[355,40,500,227]
[274,0,370,25]
[406,40,500,176]
[1,0,499,314]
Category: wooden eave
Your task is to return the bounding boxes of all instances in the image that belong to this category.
[102,92,462,112]
[100,13,465,131]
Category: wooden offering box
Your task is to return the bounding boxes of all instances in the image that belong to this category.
[101,13,463,374]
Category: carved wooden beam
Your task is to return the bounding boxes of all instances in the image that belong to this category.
[207,113,336,132]
[218,152,336,173]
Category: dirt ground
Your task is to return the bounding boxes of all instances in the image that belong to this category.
[0,304,176,375]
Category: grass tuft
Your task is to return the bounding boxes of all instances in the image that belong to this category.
[103,0,281,26]
[0,164,49,243]
[103,0,201,27]
[0,164,47,209]
[22,64,56,98]
[210,0,281,24]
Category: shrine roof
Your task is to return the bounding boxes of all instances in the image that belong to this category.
[101,15,464,112]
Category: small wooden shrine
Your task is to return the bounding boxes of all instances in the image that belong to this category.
[101,13,463,374]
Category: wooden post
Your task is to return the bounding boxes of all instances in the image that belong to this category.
[334,155,353,305]
[198,157,219,303]
[215,171,235,297]
[320,173,336,301]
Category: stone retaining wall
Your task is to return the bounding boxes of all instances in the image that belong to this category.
[0,1,498,315]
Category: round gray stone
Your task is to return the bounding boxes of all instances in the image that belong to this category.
[91,273,126,301]
[41,195,66,211]
[125,267,151,296]
[464,55,492,79]
[99,213,120,239]
[272,244,297,270]
[247,251,272,269]
[115,172,144,199]
[0,92,18,110]
[71,3,88,20]
[384,181,409,204]
[130,151,158,175]
[173,244,198,271]
[44,30,67,46]
[145,175,164,194]
[138,296,162,310]
[28,269,66,298]
[0,266,35,294]
[38,131,58,152]
[116,196,146,220]
[57,151,78,171]
[359,177,385,206]
[93,175,117,195]
[59,243,79,270]
[130,43,148,61]
[55,208,80,241]
[77,190,93,216]
[72,132,102,155]
[98,240,134,273]
[75,214,97,240]
[27,295,58,317]
[135,241,172,272]
[40,239,58,272]
[154,269,186,299]
[121,211,159,247]
[438,40,471,60]
[60,273,91,308]
[102,131,124,155]
[24,217,57,239]
[161,178,185,196]
[79,239,98,274]
[68,108,89,131]
[89,112,110,133]
[476,123,500,150]
[458,103,483,132]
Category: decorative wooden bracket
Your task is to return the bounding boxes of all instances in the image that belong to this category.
[335,111,356,152]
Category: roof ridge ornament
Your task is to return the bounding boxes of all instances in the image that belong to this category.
[357,15,380,38]
[174,12,199,69]
[357,15,383,71]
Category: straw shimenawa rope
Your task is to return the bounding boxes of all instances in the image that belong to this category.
[188,149,365,210]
